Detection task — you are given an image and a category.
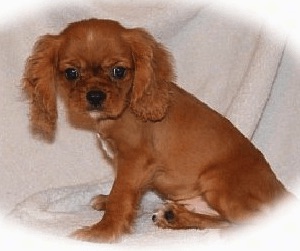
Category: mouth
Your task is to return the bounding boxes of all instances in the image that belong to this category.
[88,110,102,120]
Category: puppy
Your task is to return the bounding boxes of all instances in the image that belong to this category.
[23,19,292,242]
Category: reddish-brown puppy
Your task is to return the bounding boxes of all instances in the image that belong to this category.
[23,19,291,242]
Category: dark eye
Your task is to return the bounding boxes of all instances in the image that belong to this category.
[112,67,126,79]
[65,68,79,80]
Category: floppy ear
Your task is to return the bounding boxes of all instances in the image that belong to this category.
[122,28,175,121]
[23,35,60,141]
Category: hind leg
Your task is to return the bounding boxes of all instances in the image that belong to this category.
[152,202,229,230]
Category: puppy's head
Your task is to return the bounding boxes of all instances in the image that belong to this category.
[23,19,175,141]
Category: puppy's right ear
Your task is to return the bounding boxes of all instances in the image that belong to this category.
[23,35,61,142]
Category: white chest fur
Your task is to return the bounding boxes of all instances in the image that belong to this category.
[96,133,115,160]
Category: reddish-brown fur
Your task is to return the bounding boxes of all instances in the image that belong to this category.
[23,19,291,242]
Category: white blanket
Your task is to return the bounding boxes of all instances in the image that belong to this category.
[4,0,300,248]
[8,179,224,246]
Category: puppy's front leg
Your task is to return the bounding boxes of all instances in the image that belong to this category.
[91,194,108,211]
[71,157,152,243]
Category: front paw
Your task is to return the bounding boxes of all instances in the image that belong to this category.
[70,223,122,243]
[90,194,108,211]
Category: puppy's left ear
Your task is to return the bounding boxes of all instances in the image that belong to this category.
[122,28,175,121]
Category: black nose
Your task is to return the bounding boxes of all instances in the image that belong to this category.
[86,90,106,107]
